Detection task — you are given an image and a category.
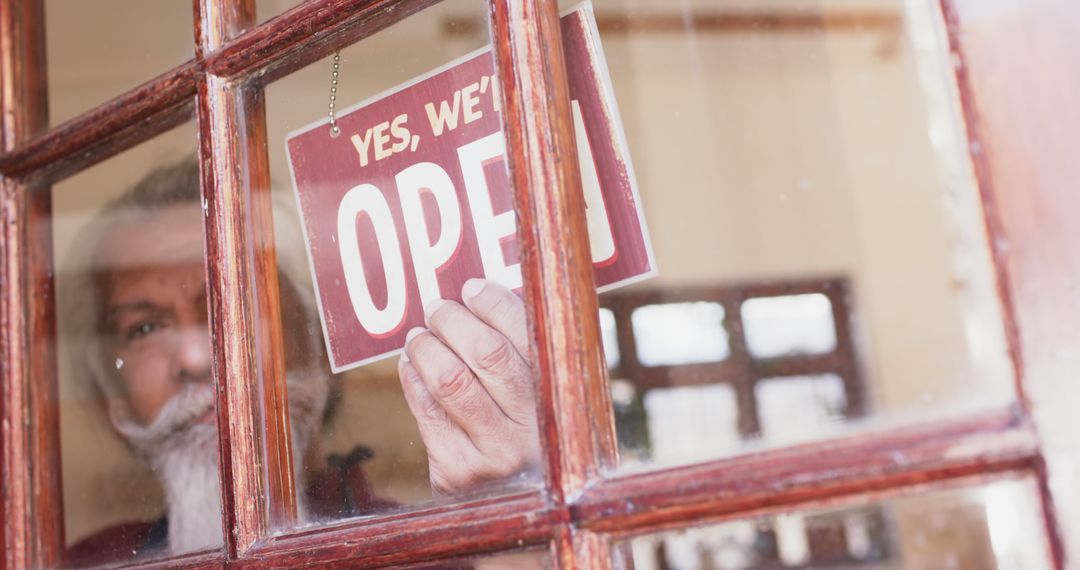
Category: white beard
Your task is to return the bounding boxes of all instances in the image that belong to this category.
[156,423,222,553]
[111,383,223,554]
[109,368,328,554]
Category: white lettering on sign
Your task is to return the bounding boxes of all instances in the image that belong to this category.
[334,108,626,332]
[424,75,497,138]
[425,92,461,137]
[350,113,416,167]
[336,110,625,335]
[458,132,523,291]
[337,184,408,337]
[397,162,463,309]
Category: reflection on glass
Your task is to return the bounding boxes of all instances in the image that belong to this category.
[756,374,847,446]
[617,478,1053,569]
[632,302,730,366]
[54,124,222,565]
[588,0,1016,469]
[454,548,553,570]
[255,0,306,24]
[46,0,193,128]
[264,0,541,530]
[741,294,836,358]
[643,385,739,465]
[600,308,621,369]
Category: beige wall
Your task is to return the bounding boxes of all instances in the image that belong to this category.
[46,1,193,128]
[589,0,1013,416]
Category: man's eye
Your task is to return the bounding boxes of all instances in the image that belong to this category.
[126,322,163,341]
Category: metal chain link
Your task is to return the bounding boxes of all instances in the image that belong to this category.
[328,52,341,138]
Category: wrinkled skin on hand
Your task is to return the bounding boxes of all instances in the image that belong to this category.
[398,279,541,496]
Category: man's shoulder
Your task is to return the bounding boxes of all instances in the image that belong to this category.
[66,446,391,564]
[66,517,167,567]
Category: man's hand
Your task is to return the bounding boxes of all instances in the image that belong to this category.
[398,279,540,496]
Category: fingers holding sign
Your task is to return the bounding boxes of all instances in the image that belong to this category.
[398,279,540,496]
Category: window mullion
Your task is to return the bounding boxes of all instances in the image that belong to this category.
[489,0,616,567]
[490,0,616,501]
[0,0,64,568]
[555,527,614,570]
[194,0,297,557]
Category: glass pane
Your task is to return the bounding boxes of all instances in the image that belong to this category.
[600,308,621,369]
[255,0,305,24]
[642,385,739,465]
[46,0,193,127]
[261,0,541,531]
[580,0,1017,469]
[742,294,837,358]
[756,374,848,447]
[616,478,1054,569]
[446,548,554,570]
[53,123,222,565]
[632,302,730,366]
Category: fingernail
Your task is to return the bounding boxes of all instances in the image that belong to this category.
[401,327,425,362]
[406,327,425,344]
[462,278,485,301]
[424,298,449,323]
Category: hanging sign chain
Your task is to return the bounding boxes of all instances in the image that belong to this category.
[328,52,341,138]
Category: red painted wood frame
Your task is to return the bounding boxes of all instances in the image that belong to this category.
[1,0,1078,568]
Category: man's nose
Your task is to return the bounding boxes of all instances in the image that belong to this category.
[174,325,213,383]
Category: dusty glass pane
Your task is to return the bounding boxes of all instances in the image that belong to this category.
[642,384,739,465]
[574,0,1017,469]
[741,294,837,358]
[632,302,730,366]
[46,0,194,127]
[447,548,554,570]
[262,0,542,530]
[53,123,222,565]
[255,0,305,24]
[756,374,847,445]
[616,478,1053,569]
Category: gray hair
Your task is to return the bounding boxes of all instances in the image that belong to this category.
[113,155,203,211]
[62,156,323,404]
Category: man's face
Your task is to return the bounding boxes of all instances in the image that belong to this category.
[93,204,317,427]
[95,206,211,426]
[89,202,326,553]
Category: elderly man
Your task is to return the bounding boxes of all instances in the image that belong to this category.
[65,158,540,564]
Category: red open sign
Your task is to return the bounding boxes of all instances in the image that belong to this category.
[287,4,655,372]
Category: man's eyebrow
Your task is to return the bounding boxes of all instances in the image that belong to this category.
[106,302,160,318]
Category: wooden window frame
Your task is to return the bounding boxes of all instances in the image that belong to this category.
[1,0,1079,568]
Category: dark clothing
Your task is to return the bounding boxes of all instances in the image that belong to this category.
[67,447,391,567]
